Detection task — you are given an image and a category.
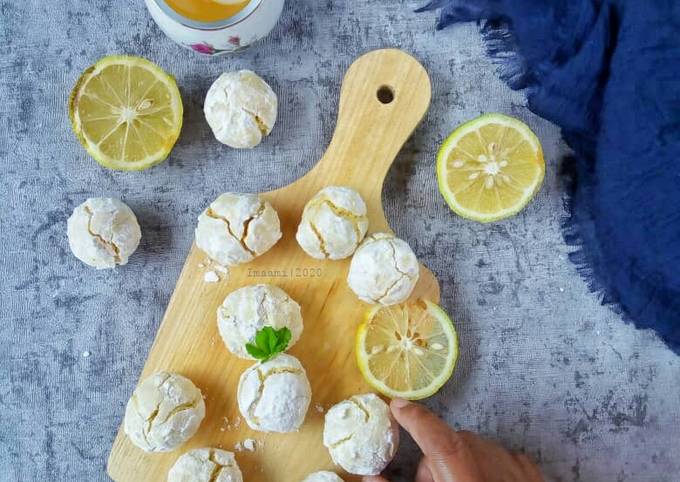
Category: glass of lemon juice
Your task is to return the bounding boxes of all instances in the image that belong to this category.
[145,0,285,55]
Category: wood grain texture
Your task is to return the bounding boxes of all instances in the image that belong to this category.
[107,48,439,482]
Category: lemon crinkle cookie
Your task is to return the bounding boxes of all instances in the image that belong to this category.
[124,372,205,453]
[323,393,399,476]
[204,70,277,149]
[67,197,141,269]
[217,284,303,359]
[237,354,311,433]
[347,233,419,305]
[195,193,281,267]
[168,448,243,482]
[296,186,369,260]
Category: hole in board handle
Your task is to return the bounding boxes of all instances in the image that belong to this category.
[377,85,394,104]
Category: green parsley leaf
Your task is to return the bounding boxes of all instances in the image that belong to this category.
[255,328,270,351]
[245,344,266,359]
[277,328,291,352]
[245,326,292,362]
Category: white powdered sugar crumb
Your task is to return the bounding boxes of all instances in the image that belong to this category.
[234,438,257,452]
[204,271,219,283]
[82,351,90,358]
[315,403,325,413]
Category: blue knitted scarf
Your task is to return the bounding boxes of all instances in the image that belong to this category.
[417,0,680,352]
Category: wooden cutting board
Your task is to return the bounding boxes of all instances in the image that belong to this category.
[107,48,439,482]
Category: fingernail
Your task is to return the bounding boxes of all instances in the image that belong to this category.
[391,398,410,409]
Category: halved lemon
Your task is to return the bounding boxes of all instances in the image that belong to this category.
[356,300,458,400]
[437,113,545,222]
[69,55,183,171]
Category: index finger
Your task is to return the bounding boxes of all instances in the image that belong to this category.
[390,398,467,459]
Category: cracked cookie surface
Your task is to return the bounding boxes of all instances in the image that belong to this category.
[347,233,420,305]
[296,186,369,260]
[124,371,205,453]
[237,354,311,433]
[67,197,141,269]
[195,193,281,267]
[204,70,277,149]
[168,447,243,482]
[217,284,303,359]
[323,393,399,476]
[301,471,345,482]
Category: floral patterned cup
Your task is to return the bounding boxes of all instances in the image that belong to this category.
[145,0,285,55]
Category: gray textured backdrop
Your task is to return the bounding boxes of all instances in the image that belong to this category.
[1,1,678,481]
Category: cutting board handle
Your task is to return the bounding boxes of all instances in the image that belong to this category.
[308,49,432,227]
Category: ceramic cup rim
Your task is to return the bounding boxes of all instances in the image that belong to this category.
[151,0,264,30]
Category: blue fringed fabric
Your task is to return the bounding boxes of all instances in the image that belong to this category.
[417,0,680,351]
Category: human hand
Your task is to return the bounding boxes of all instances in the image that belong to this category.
[365,399,544,482]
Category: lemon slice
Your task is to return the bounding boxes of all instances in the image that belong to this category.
[356,300,458,400]
[437,113,545,222]
[69,55,183,171]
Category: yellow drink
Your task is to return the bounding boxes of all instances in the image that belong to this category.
[165,0,250,23]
